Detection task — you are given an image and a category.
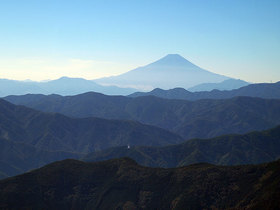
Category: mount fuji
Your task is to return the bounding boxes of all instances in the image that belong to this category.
[95,54,231,90]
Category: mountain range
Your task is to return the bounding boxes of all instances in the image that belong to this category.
[1,54,280,208]
[2,96,280,179]
[95,54,230,90]
[0,157,279,209]
[1,51,280,210]
[0,99,182,178]
[84,125,280,167]
[2,92,280,179]
[5,93,280,139]
[130,81,280,100]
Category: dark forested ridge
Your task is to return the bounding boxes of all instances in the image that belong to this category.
[84,125,280,167]
[130,81,280,100]
[5,93,280,139]
[0,158,279,210]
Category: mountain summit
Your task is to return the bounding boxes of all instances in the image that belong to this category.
[95,54,230,90]
[150,54,198,67]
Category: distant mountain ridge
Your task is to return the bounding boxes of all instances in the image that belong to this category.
[0,158,279,209]
[84,125,280,167]
[188,78,250,92]
[95,54,230,90]
[5,93,280,139]
[0,77,137,97]
[130,81,280,100]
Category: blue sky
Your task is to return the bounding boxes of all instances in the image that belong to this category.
[0,0,279,82]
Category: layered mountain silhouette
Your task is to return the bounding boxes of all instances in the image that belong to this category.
[5,93,280,139]
[188,78,250,92]
[1,51,279,209]
[0,158,279,209]
[84,125,280,167]
[0,99,182,178]
[95,54,230,90]
[0,77,137,97]
[130,81,280,100]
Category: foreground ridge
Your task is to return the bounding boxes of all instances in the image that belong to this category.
[0,158,279,209]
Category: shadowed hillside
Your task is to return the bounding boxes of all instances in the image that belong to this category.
[0,137,82,179]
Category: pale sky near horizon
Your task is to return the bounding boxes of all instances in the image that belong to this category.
[0,0,279,83]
